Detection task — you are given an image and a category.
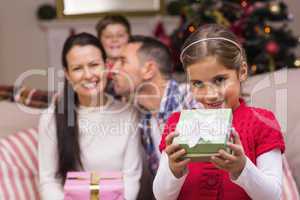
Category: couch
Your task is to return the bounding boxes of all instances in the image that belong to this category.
[243,68,300,193]
[0,68,300,199]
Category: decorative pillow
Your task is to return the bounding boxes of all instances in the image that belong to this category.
[14,86,55,108]
[0,101,42,139]
[0,128,298,199]
[0,85,55,108]
[0,128,39,200]
[0,85,14,101]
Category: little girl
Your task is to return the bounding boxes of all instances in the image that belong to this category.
[153,24,285,200]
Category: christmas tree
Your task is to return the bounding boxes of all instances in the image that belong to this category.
[167,0,300,75]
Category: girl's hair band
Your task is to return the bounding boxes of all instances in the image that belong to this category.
[180,37,242,63]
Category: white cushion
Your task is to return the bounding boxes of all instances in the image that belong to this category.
[243,68,300,192]
[0,101,43,138]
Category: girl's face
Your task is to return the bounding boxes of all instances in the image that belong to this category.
[65,45,107,102]
[100,23,129,60]
[186,56,247,110]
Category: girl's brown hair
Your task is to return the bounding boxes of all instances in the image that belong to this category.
[180,24,247,71]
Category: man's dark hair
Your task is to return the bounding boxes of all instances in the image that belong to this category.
[129,35,173,76]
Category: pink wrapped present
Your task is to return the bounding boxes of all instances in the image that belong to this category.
[64,171,124,200]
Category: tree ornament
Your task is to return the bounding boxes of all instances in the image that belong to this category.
[212,10,230,27]
[265,41,280,55]
[188,25,196,33]
[269,2,280,14]
[241,1,248,8]
[264,26,271,34]
[251,64,257,74]
[153,21,171,47]
[294,59,300,67]
[288,13,294,21]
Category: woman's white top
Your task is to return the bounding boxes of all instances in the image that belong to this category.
[39,96,142,200]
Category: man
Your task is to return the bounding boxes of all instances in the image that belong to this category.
[113,35,188,174]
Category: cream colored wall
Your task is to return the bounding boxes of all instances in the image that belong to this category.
[0,0,54,90]
[285,0,300,54]
[0,0,299,90]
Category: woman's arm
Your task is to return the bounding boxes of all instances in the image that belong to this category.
[122,112,143,200]
[232,149,283,200]
[38,108,64,200]
[153,152,187,200]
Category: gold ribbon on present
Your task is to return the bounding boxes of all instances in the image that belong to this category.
[90,172,100,200]
[68,172,122,200]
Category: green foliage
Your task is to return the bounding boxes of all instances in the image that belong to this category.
[168,0,299,75]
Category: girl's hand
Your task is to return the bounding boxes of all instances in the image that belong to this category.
[165,132,191,178]
[211,129,246,180]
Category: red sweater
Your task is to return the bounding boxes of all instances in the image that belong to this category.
[159,100,285,200]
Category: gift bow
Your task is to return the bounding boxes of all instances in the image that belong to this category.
[90,172,123,200]
[67,172,123,200]
[90,172,100,200]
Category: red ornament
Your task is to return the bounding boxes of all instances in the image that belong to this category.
[244,5,254,16]
[265,41,280,55]
[153,21,171,47]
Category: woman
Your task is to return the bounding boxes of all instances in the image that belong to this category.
[38,32,142,200]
